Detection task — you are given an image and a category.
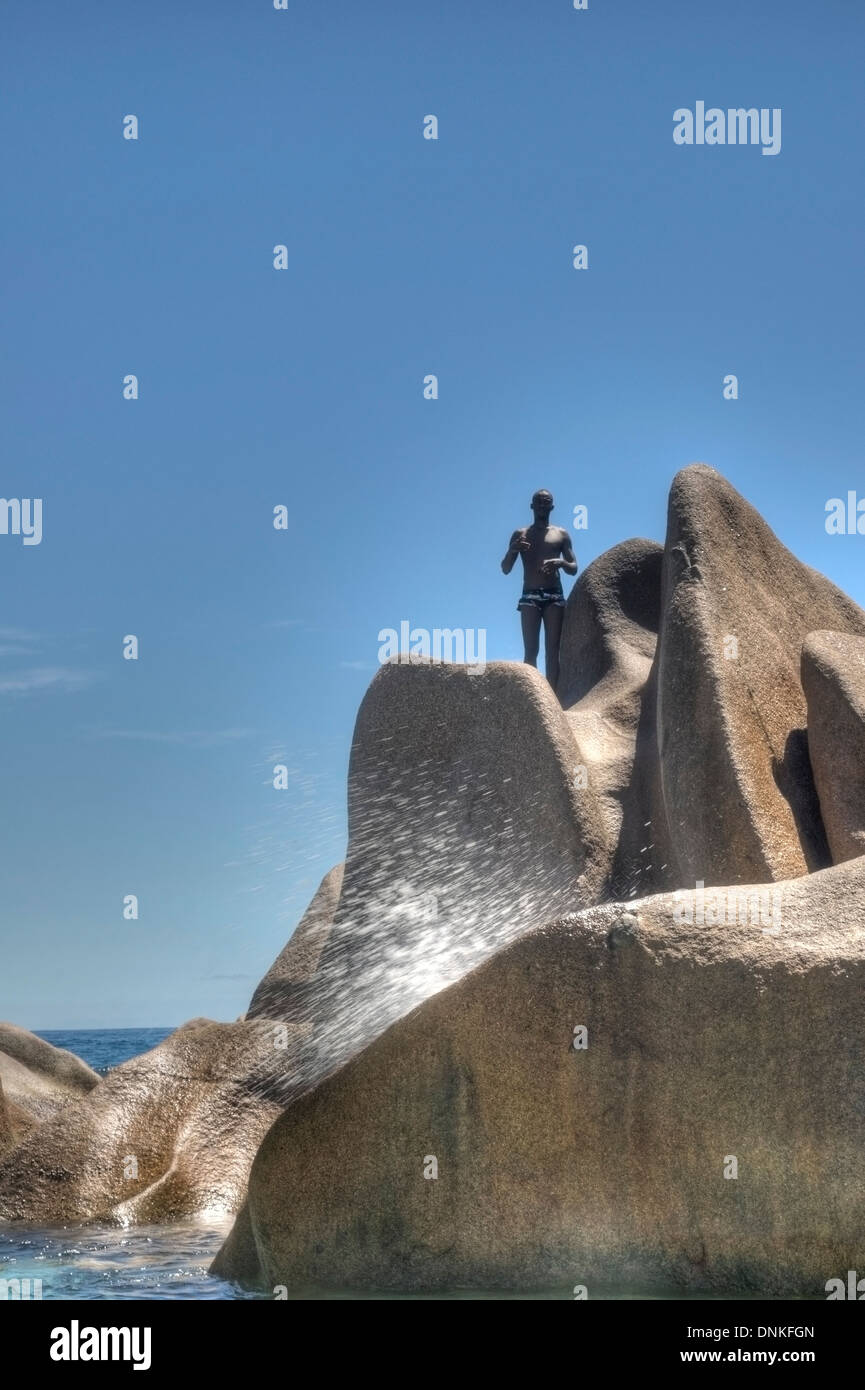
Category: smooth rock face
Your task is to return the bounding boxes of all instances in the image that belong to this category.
[657,464,865,887]
[559,538,663,711]
[558,538,669,898]
[214,857,865,1296]
[802,630,865,862]
[302,660,608,1079]
[0,1023,100,1146]
[0,1019,294,1223]
[246,864,344,1022]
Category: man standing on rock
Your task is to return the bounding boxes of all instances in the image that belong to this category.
[501,489,578,693]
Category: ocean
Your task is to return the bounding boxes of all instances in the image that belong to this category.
[35,1027,175,1077]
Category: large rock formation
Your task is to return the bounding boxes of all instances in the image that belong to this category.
[214,855,865,1296]
[0,1023,100,1147]
[802,630,865,864]
[211,466,865,1294]
[8,462,865,1299]
[657,464,865,887]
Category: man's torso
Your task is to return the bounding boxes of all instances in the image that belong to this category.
[514,524,569,590]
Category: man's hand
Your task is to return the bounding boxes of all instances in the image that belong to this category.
[502,529,530,574]
[541,558,562,576]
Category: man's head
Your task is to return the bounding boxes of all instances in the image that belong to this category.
[531,489,554,521]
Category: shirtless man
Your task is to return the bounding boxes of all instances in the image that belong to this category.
[501,489,577,693]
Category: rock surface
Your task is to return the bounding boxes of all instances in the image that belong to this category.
[0,1079,12,1156]
[802,630,865,864]
[0,1023,100,1148]
[558,538,662,713]
[657,464,865,887]
[558,538,669,898]
[214,856,865,1296]
[0,1019,294,1223]
[246,863,344,1022]
[303,659,608,1078]
[0,1023,100,1095]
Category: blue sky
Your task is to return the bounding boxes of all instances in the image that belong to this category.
[2,0,863,1027]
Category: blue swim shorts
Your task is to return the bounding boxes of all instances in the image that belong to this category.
[517,588,565,613]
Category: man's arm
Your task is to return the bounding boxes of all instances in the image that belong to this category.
[558,532,578,576]
[501,530,529,574]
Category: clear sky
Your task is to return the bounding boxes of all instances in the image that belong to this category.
[2,0,864,1028]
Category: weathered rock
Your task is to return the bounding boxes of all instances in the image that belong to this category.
[657,464,865,886]
[0,1023,100,1147]
[246,864,344,1022]
[0,1023,100,1095]
[0,1083,37,1153]
[802,630,865,863]
[559,538,663,712]
[558,538,669,897]
[0,1079,12,1156]
[0,1018,298,1223]
[214,856,865,1296]
[304,659,608,1080]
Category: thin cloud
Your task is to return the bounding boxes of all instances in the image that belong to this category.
[0,627,42,657]
[0,667,92,695]
[90,728,254,748]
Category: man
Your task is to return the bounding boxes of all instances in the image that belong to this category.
[501,489,577,693]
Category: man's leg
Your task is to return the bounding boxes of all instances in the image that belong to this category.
[520,606,542,667]
[542,603,564,692]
